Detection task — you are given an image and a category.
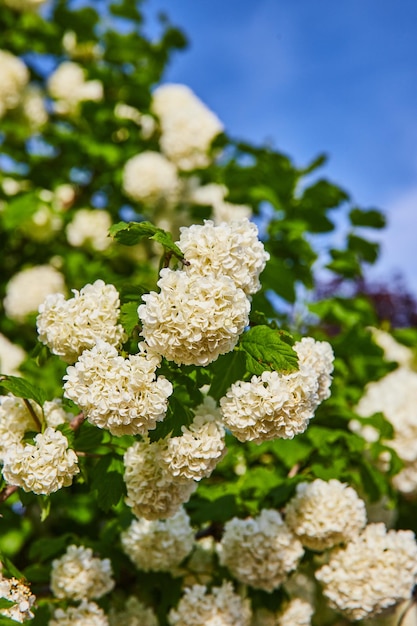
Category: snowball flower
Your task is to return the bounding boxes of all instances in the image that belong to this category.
[0,395,71,460]
[66,209,112,251]
[37,280,125,363]
[49,600,109,626]
[138,268,250,366]
[315,523,417,621]
[50,545,114,601]
[177,219,269,295]
[277,598,314,626]
[371,327,414,367]
[187,182,252,223]
[0,333,26,375]
[285,479,367,550]
[4,265,66,322]
[2,427,79,495]
[219,509,304,592]
[0,50,29,117]
[64,341,172,436]
[124,439,196,520]
[122,151,180,205]
[47,61,103,114]
[0,574,35,623]
[161,398,226,481]
[121,507,194,572]
[152,83,223,171]
[293,337,334,402]
[168,582,252,626]
[19,85,48,129]
[108,597,158,626]
[220,368,319,443]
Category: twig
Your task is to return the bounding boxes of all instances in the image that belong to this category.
[23,398,42,431]
[69,412,86,431]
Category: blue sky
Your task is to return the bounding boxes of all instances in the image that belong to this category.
[143,0,417,294]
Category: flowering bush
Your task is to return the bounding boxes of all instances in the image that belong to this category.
[0,1,416,625]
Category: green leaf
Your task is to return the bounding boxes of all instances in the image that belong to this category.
[349,207,386,229]
[149,395,194,442]
[91,457,125,512]
[347,234,380,264]
[0,599,16,610]
[208,351,247,400]
[29,533,74,563]
[74,425,104,452]
[109,221,184,259]
[270,437,313,469]
[0,376,45,408]
[0,555,25,580]
[238,326,298,375]
[120,301,140,335]
[0,615,22,625]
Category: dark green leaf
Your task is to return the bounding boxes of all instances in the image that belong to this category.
[29,534,74,563]
[120,301,140,335]
[0,599,15,610]
[74,425,104,452]
[238,326,298,375]
[349,207,386,229]
[208,351,247,400]
[109,221,184,259]
[0,376,45,408]
[91,457,125,512]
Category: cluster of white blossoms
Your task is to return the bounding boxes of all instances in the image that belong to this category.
[49,600,109,626]
[124,439,196,520]
[0,49,29,118]
[64,341,172,436]
[50,545,114,601]
[276,598,314,626]
[219,509,304,592]
[2,427,79,495]
[151,83,223,171]
[37,280,125,363]
[187,182,252,224]
[0,573,35,623]
[315,523,417,621]
[284,479,367,551]
[371,327,414,367]
[4,265,66,322]
[161,398,226,481]
[356,366,417,495]
[121,507,194,572]
[108,596,158,626]
[0,395,71,460]
[47,61,103,114]
[66,209,112,251]
[168,582,252,626]
[122,151,180,205]
[19,85,48,130]
[0,333,26,375]
[138,268,250,366]
[220,338,334,443]
[177,219,269,295]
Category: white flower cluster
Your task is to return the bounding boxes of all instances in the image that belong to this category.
[188,182,252,224]
[4,265,66,322]
[50,545,114,601]
[49,600,109,626]
[2,427,79,495]
[0,574,35,623]
[371,327,414,367]
[276,598,314,626]
[220,338,334,443]
[168,582,252,626]
[37,280,125,363]
[66,209,112,251]
[151,83,223,171]
[294,337,334,402]
[19,85,48,130]
[121,507,194,572]
[219,509,304,592]
[47,61,103,114]
[124,439,196,520]
[0,395,71,460]
[0,49,29,118]
[315,523,417,620]
[2,0,46,11]
[108,597,158,626]
[177,219,269,295]
[138,269,250,366]
[356,366,417,495]
[122,151,180,205]
[285,479,367,550]
[0,333,26,375]
[64,341,172,436]
[161,398,225,481]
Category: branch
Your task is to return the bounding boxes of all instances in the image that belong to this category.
[69,412,86,431]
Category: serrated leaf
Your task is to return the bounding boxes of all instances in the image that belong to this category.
[120,301,139,335]
[208,351,247,400]
[238,326,298,375]
[0,376,45,408]
[109,221,184,259]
